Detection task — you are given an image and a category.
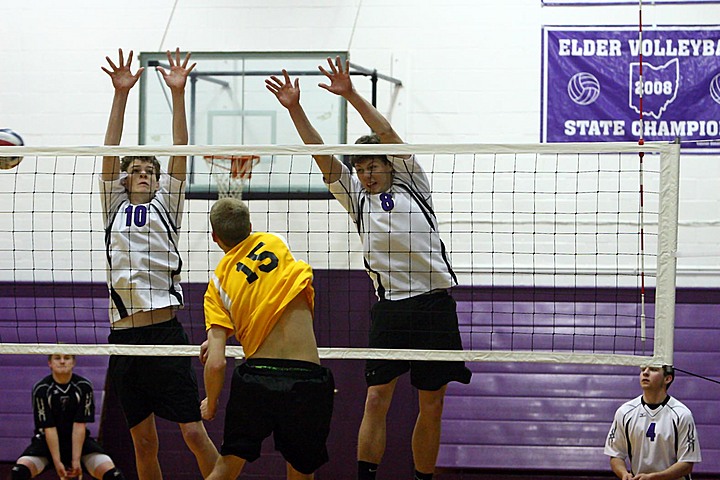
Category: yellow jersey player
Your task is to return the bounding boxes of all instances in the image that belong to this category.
[201,197,334,480]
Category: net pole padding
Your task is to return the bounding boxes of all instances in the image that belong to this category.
[0,141,677,158]
[0,343,658,366]
[652,142,681,367]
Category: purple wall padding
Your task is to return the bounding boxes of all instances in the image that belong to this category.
[1,279,718,479]
[438,290,720,474]
[0,284,110,462]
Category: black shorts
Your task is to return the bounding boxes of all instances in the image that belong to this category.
[20,431,106,468]
[222,358,335,475]
[366,290,472,390]
[108,318,201,428]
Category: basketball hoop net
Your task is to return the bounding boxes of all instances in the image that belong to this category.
[203,154,260,199]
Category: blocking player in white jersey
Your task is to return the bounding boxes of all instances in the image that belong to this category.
[99,48,218,480]
[605,365,701,480]
[267,57,471,480]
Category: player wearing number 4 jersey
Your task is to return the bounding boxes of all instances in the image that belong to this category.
[201,197,334,480]
[605,365,701,480]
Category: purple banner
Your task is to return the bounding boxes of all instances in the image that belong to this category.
[542,26,720,147]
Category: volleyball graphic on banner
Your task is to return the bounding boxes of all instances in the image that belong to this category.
[567,72,600,106]
[0,128,24,170]
[711,73,720,105]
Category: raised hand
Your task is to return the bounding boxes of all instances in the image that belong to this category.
[265,69,301,109]
[102,48,144,93]
[156,47,196,93]
[318,56,353,97]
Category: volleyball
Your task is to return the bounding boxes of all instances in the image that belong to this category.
[0,128,24,170]
[567,72,600,106]
[710,73,720,105]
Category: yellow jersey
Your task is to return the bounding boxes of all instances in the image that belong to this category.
[204,232,314,357]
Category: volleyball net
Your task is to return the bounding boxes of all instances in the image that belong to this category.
[0,142,680,367]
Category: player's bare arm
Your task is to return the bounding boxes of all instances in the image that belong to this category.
[101,48,144,181]
[266,69,343,184]
[201,325,230,421]
[318,56,404,145]
[157,48,196,181]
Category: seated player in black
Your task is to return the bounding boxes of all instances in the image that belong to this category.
[11,354,125,480]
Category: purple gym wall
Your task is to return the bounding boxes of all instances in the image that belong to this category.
[1,274,718,479]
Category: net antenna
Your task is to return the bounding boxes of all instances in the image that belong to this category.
[203,154,260,199]
[637,0,647,352]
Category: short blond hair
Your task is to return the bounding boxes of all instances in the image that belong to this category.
[210,198,251,248]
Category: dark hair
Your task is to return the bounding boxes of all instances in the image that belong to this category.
[349,133,389,168]
[210,198,252,248]
[663,365,675,390]
[120,156,162,180]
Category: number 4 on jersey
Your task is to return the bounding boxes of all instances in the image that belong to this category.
[646,422,657,441]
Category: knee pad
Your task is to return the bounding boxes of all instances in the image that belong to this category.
[103,467,126,479]
[11,464,32,480]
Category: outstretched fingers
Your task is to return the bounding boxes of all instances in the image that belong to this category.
[103,56,117,73]
[265,69,292,93]
[265,76,282,94]
[319,56,350,78]
[265,70,301,109]
[102,48,127,74]
[317,56,353,94]
[102,48,144,88]
[117,48,125,68]
[156,48,196,90]
[335,55,350,75]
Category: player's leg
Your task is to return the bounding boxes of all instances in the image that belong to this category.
[179,420,219,477]
[81,452,125,479]
[359,298,411,479]
[129,415,162,480]
[357,378,398,465]
[205,454,246,480]
[286,462,314,480]
[412,385,448,476]
[12,456,48,479]
[406,291,470,478]
[273,362,335,479]
[151,321,219,476]
[108,335,159,480]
